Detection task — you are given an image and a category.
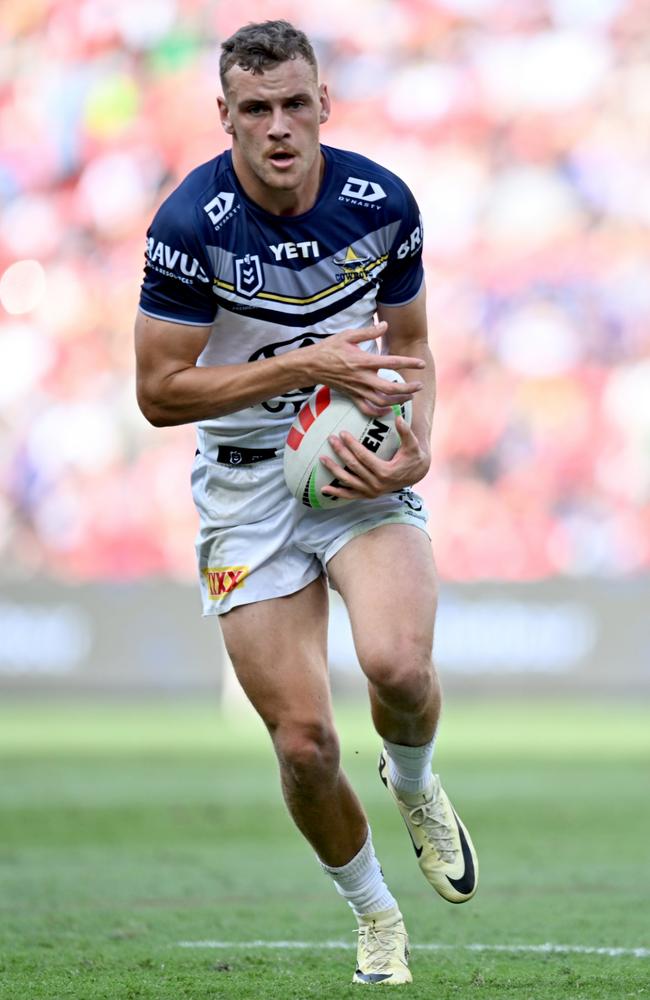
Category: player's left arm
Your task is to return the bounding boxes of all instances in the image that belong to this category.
[379,284,435,467]
[320,284,434,500]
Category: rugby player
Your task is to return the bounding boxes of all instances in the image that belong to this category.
[135,19,478,985]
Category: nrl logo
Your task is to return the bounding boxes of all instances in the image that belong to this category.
[334,246,372,284]
[235,253,264,298]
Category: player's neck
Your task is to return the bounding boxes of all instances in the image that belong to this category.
[232,150,325,217]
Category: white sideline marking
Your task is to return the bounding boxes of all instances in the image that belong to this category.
[177,940,650,958]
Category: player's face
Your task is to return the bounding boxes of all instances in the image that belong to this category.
[218,58,330,214]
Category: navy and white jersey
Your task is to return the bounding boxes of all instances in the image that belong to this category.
[139,144,424,456]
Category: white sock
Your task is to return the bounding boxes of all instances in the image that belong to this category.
[384,737,435,796]
[320,828,398,919]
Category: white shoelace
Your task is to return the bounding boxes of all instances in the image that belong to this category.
[357,923,406,973]
[407,786,458,863]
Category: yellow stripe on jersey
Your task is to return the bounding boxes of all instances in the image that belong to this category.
[213,254,389,306]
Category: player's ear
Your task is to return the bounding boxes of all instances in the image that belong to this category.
[217,96,234,135]
[319,84,331,124]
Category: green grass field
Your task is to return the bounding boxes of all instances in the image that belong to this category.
[1,697,649,999]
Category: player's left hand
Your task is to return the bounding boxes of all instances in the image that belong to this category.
[320,416,430,500]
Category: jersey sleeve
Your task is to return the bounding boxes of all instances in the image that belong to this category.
[139,194,216,327]
[376,183,424,307]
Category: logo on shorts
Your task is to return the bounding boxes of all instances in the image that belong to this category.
[396,488,424,513]
[203,566,249,600]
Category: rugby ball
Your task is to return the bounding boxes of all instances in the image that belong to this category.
[283,369,411,509]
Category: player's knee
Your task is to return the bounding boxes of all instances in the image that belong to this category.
[272,721,340,784]
[361,641,436,709]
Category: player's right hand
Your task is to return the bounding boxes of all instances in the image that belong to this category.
[296,322,426,416]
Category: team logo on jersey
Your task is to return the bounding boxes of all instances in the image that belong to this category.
[235,254,264,298]
[334,246,372,284]
[340,176,387,205]
[203,191,237,229]
[249,330,330,363]
[249,331,330,416]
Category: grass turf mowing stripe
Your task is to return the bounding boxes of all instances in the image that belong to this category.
[177,941,650,958]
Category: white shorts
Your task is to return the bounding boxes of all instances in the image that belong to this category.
[192,452,429,615]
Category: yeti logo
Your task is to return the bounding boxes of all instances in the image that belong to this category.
[235,254,264,298]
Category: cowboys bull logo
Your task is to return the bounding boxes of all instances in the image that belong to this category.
[235,253,264,298]
[334,246,372,285]
[249,331,330,415]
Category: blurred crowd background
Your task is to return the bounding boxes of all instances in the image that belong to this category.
[1,0,649,587]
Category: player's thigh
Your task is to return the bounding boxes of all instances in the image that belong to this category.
[219,575,333,731]
[326,524,438,679]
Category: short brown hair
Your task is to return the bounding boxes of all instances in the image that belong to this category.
[220,20,318,92]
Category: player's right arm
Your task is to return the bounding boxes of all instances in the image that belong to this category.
[135,313,425,426]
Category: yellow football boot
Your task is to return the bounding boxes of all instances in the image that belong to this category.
[379,750,478,904]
